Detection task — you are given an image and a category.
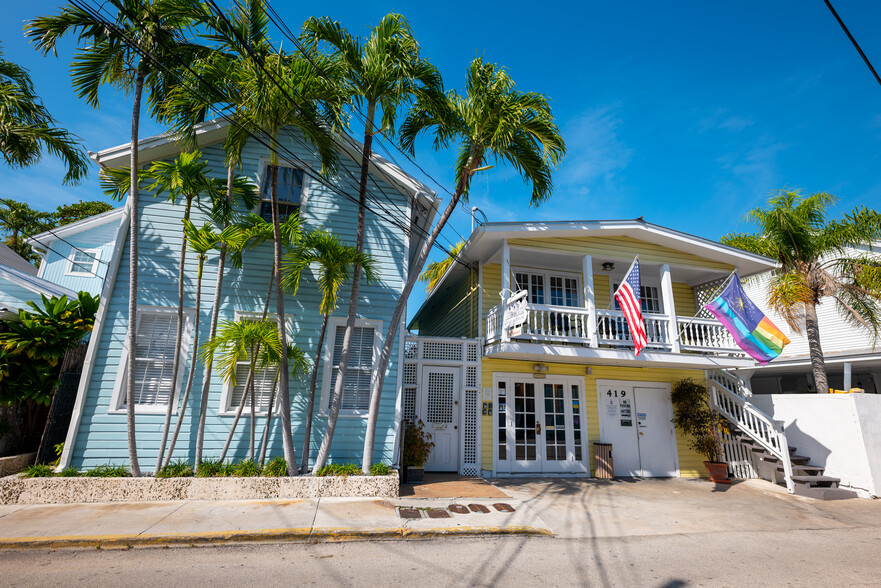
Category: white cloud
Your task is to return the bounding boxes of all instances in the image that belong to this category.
[557,104,633,187]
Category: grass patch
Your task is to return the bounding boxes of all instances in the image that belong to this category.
[87,464,131,477]
[369,463,391,476]
[195,459,225,478]
[262,456,288,477]
[20,464,54,478]
[155,459,194,478]
[232,459,261,477]
[315,463,360,477]
[57,467,80,477]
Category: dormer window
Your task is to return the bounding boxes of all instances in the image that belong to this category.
[65,249,101,277]
[260,165,304,222]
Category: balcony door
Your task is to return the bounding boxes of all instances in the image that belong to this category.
[512,269,581,307]
[495,374,588,474]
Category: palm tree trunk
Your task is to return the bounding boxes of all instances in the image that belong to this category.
[314,103,375,474]
[249,366,256,460]
[258,373,280,466]
[361,157,480,472]
[157,197,193,472]
[162,255,205,468]
[126,67,146,478]
[269,135,297,475]
[805,301,829,393]
[195,165,234,466]
[300,312,329,473]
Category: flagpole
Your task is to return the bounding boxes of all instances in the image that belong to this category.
[675,269,737,341]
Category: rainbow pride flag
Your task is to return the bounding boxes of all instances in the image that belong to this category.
[704,274,791,365]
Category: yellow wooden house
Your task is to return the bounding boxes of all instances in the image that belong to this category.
[404,218,776,479]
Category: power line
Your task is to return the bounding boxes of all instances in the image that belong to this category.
[824,0,881,89]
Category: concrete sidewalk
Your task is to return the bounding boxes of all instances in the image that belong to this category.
[0,496,551,549]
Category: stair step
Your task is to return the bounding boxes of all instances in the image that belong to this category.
[777,464,824,475]
[793,486,858,501]
[791,475,841,488]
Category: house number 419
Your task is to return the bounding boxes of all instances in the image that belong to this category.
[607,390,627,398]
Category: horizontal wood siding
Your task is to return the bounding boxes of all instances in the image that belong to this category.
[71,130,409,469]
[480,359,707,478]
[38,222,118,296]
[672,282,697,316]
[508,236,735,271]
[417,271,477,338]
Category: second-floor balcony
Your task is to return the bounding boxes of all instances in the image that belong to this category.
[485,295,742,355]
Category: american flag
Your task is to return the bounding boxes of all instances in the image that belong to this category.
[614,257,647,355]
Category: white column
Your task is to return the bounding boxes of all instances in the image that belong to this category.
[660,264,680,353]
[501,240,510,343]
[582,255,598,348]
[843,362,852,392]
[737,368,755,398]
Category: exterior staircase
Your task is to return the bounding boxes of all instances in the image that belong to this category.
[708,370,857,500]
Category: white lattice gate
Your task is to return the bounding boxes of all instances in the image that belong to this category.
[403,335,482,475]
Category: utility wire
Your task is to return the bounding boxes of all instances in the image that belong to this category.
[824,0,881,89]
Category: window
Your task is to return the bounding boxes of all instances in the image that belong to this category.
[513,269,581,307]
[113,308,191,413]
[66,249,100,276]
[613,283,663,313]
[322,319,381,416]
[260,165,305,222]
[221,315,283,415]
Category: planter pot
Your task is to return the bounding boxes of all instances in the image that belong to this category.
[405,466,424,484]
[704,461,731,484]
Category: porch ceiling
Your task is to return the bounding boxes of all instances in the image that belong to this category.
[485,341,757,370]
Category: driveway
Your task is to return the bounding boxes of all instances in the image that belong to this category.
[490,477,881,539]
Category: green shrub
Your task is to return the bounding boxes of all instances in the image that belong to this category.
[20,464,54,478]
[369,463,391,476]
[220,461,236,477]
[196,459,225,478]
[57,467,80,477]
[315,463,360,477]
[403,419,434,467]
[671,378,727,463]
[232,459,261,477]
[88,464,131,477]
[262,456,288,477]
[155,459,194,478]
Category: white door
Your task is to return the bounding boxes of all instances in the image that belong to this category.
[420,366,460,472]
[634,386,678,477]
[497,376,588,474]
[597,381,678,477]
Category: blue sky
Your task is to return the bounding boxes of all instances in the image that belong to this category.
[3,1,881,321]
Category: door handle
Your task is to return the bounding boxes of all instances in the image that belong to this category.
[536,423,541,434]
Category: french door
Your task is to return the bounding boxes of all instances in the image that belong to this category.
[495,375,587,474]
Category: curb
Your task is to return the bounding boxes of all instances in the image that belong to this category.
[0,526,553,550]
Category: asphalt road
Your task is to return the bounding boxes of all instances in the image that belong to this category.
[2,526,880,587]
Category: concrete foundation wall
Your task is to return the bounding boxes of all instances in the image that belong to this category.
[751,394,881,497]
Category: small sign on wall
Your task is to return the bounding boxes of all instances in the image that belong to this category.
[482,387,492,401]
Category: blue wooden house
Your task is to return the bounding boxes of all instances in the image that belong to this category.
[0,242,78,319]
[56,120,439,471]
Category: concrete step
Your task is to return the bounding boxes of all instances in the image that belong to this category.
[793,485,858,500]
[791,475,841,488]
[777,464,825,475]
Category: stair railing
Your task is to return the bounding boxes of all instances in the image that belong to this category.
[707,373,795,493]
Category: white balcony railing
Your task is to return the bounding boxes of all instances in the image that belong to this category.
[486,300,743,354]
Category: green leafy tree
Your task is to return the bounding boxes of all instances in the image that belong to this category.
[361,58,566,472]
[0,49,88,184]
[28,0,209,477]
[281,228,378,473]
[721,190,881,393]
[0,293,98,452]
[303,12,441,474]
[53,201,115,226]
[0,198,52,261]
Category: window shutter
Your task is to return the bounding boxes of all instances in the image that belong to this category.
[131,313,178,406]
[329,325,375,412]
[229,363,278,412]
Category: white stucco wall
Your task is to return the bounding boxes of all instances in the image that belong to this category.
[751,394,881,498]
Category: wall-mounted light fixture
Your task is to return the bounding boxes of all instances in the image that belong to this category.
[602,262,615,272]
[533,363,549,378]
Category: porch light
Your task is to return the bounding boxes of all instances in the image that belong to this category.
[533,363,549,373]
[602,262,615,271]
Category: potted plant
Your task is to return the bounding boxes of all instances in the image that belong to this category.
[402,419,434,483]
[671,378,730,484]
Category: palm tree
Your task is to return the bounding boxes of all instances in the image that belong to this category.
[0,49,88,184]
[209,0,343,475]
[720,190,881,394]
[160,220,221,468]
[201,318,282,462]
[419,241,465,293]
[303,13,441,474]
[281,227,378,473]
[360,58,566,472]
[0,198,53,260]
[27,0,207,476]
[257,342,311,467]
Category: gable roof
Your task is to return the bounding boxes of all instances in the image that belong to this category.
[0,262,78,312]
[410,218,778,329]
[0,243,37,276]
[26,207,124,254]
[87,119,440,214]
